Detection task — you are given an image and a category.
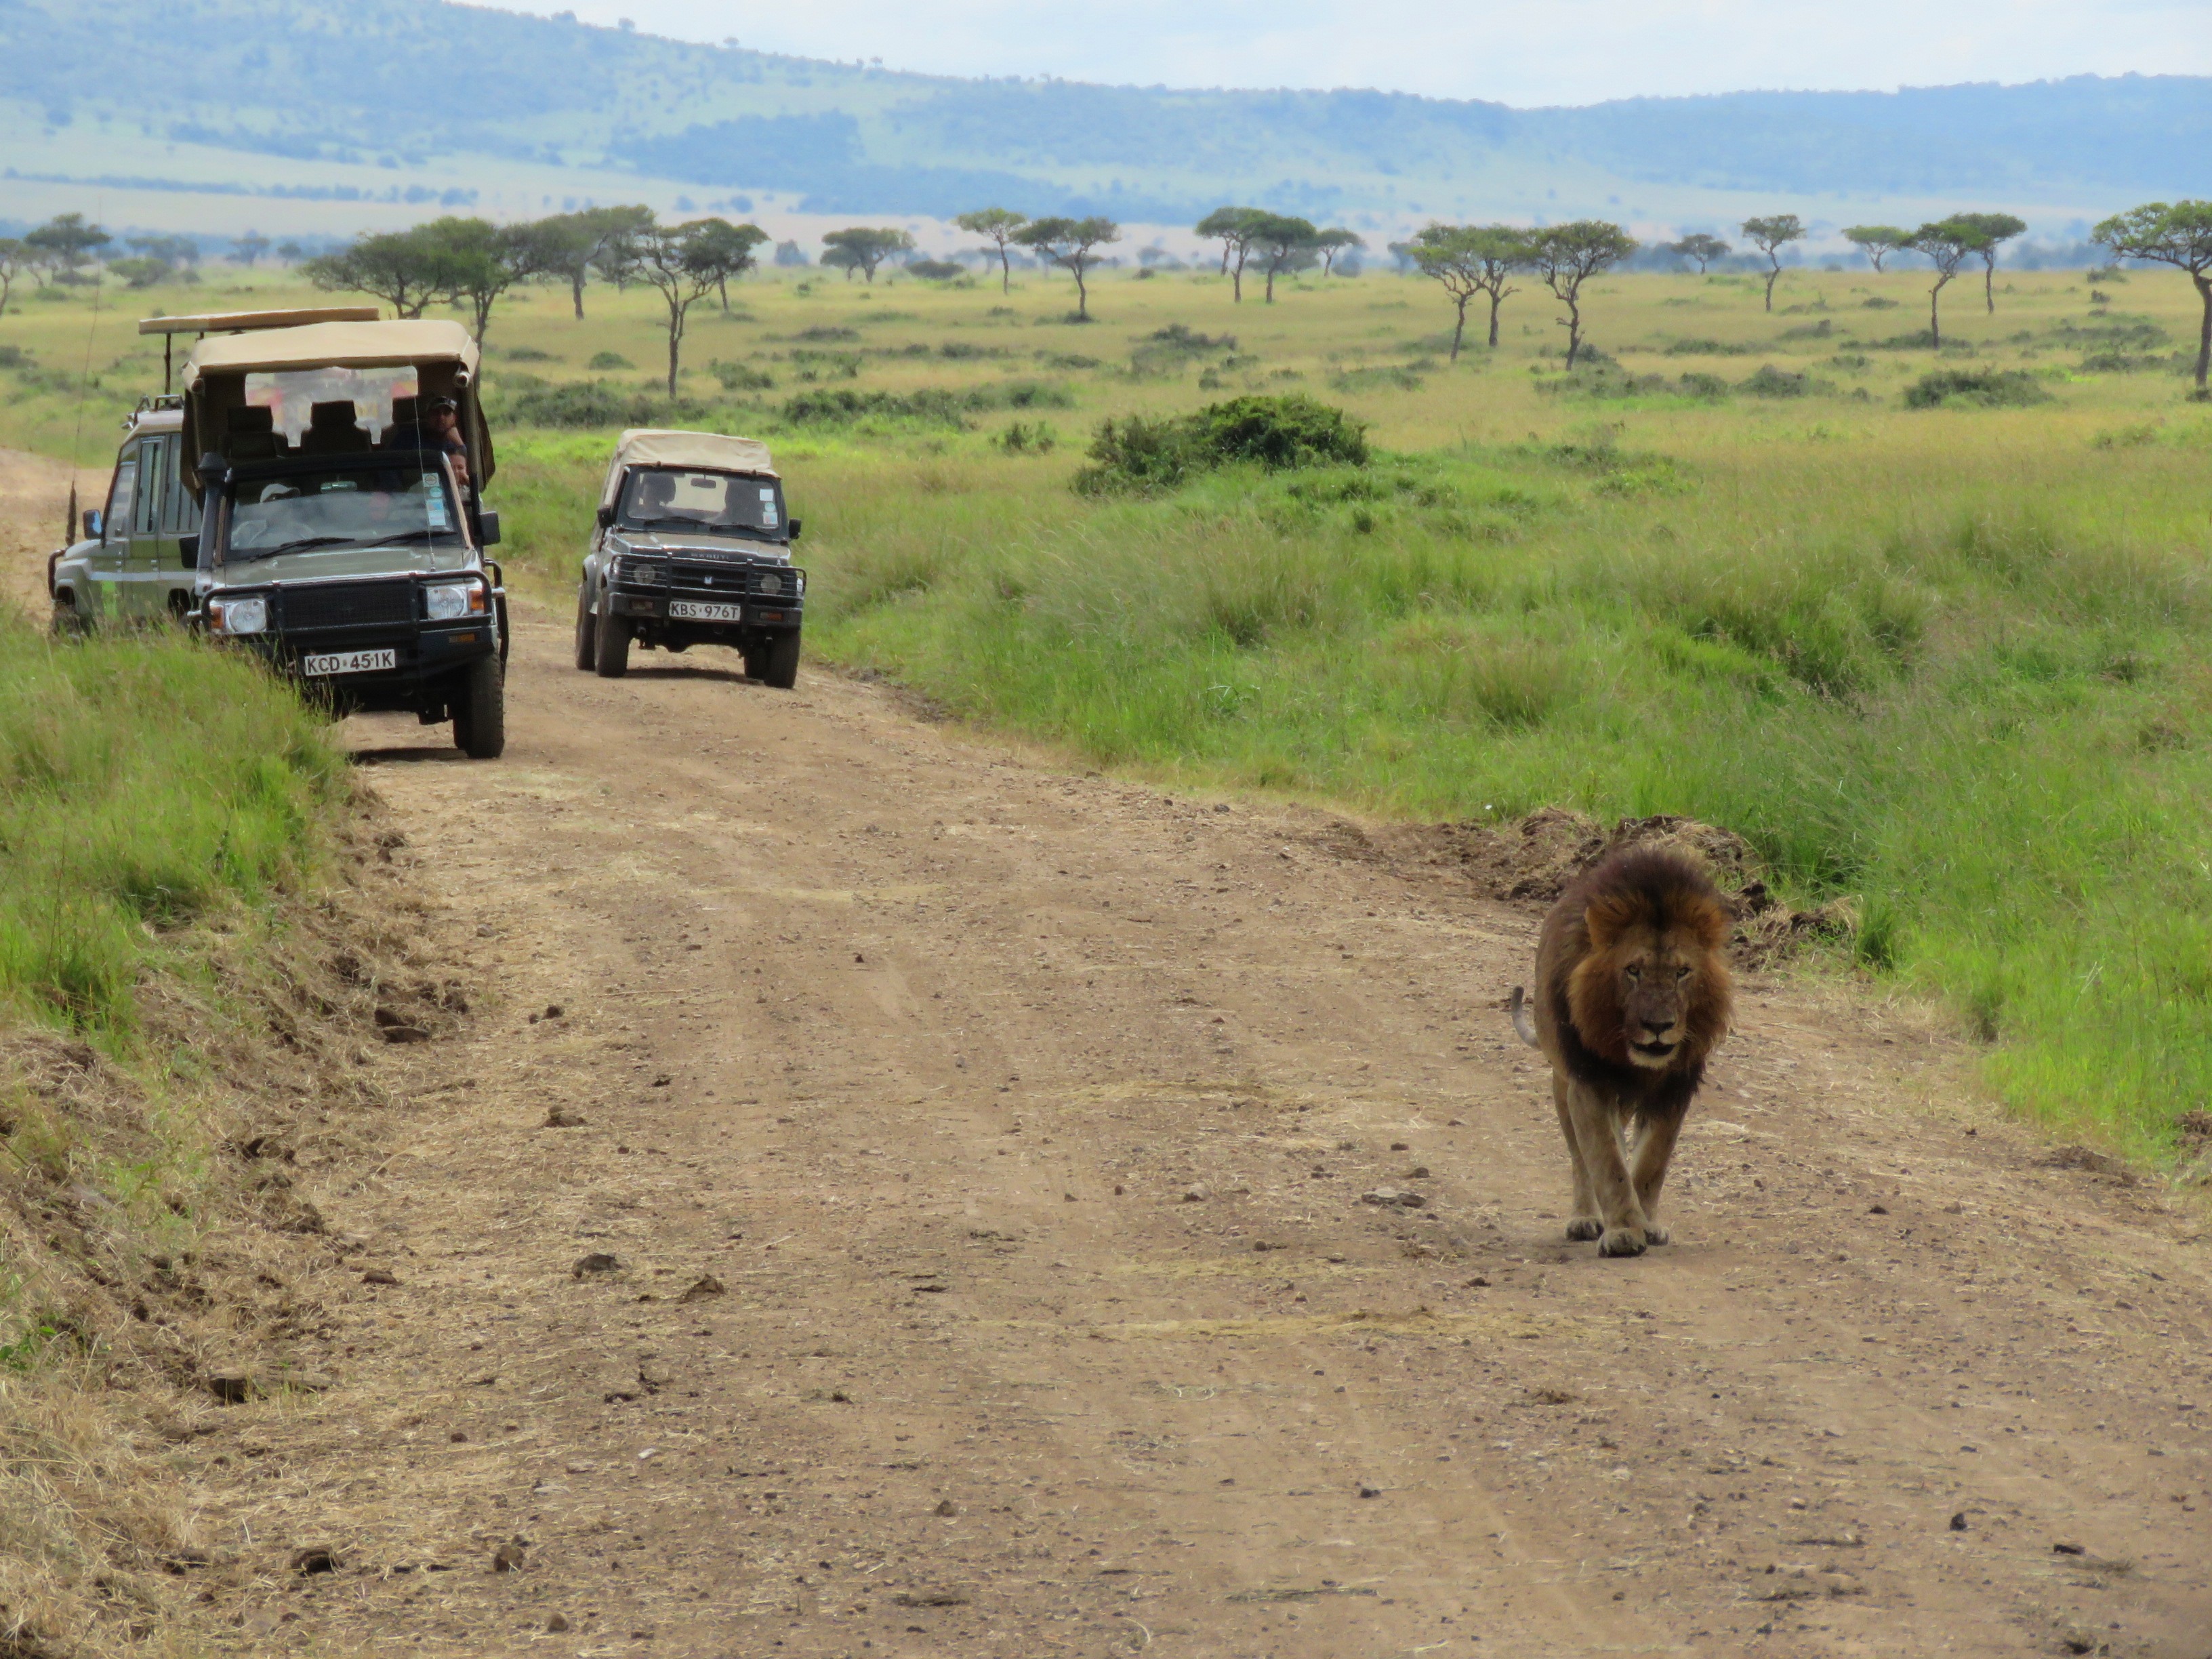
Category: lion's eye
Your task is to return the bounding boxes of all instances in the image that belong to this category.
[1676,966,1692,981]
[1624,965,1641,980]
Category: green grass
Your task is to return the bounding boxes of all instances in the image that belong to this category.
[0,623,341,1034]
[10,260,2212,1163]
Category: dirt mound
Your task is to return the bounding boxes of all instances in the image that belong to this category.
[1361,807,1851,966]
[0,792,457,1656]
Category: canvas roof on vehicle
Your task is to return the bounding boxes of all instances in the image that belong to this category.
[138,307,380,337]
[182,319,478,384]
[600,428,777,508]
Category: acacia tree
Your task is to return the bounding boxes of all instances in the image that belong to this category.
[232,231,270,268]
[1954,211,2027,312]
[1528,221,1636,368]
[1669,232,1730,273]
[689,219,770,309]
[1410,223,1527,359]
[820,227,916,284]
[1904,218,1990,348]
[1013,216,1120,319]
[1248,213,1320,302]
[412,218,544,344]
[518,205,652,320]
[955,207,1028,293]
[1313,228,1364,275]
[2095,200,2212,393]
[1195,206,1267,300]
[304,226,454,317]
[0,238,26,314]
[26,213,110,283]
[607,217,768,392]
[1740,214,1805,310]
[1842,225,1911,273]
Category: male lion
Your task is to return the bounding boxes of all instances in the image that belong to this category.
[1509,846,1733,1257]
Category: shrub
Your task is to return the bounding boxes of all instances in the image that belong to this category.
[1074,394,1369,495]
[710,360,775,391]
[501,379,708,428]
[586,350,634,371]
[1904,369,2053,410]
[503,346,558,363]
[907,259,964,281]
[1664,337,1754,356]
[1739,364,1826,398]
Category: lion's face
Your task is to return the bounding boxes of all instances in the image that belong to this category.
[1563,862,1733,1074]
[1610,930,1707,1068]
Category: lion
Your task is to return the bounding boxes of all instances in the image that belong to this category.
[1509,846,1734,1257]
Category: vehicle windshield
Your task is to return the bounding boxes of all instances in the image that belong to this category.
[226,462,463,562]
[617,468,784,539]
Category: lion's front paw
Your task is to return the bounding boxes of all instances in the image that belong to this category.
[1641,1222,1671,1246]
[1598,1225,1648,1258]
[1565,1216,1603,1242]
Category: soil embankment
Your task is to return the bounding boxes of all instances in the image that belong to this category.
[4,446,2209,1656]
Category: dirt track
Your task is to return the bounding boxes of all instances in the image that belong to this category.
[7,453,2212,1656]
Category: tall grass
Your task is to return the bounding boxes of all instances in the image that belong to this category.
[0,623,341,1032]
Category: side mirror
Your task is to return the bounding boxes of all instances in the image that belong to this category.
[178,534,199,568]
[82,508,103,541]
[787,517,802,541]
[596,504,615,529]
[477,510,501,547]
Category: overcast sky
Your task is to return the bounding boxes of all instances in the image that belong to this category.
[501,0,2212,104]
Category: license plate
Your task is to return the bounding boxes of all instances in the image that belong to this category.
[302,648,398,677]
[670,599,743,623]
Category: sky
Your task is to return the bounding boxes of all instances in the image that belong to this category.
[501,0,2212,104]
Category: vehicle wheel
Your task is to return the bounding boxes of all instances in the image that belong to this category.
[48,599,85,639]
[760,630,801,690]
[453,655,506,760]
[739,645,763,680]
[593,598,630,678]
[573,589,596,671]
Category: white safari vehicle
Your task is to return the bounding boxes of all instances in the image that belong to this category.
[575,429,805,686]
[180,316,512,758]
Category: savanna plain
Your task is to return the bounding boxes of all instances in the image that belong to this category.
[1,257,2210,1659]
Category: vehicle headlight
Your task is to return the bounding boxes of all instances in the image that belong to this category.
[209,596,267,636]
[424,581,485,621]
[757,569,787,597]
[624,560,666,586]
[794,570,805,598]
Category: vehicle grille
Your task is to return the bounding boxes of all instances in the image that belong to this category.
[670,565,800,600]
[279,582,415,631]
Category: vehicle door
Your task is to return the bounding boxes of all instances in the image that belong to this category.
[83,442,138,623]
[126,430,190,618]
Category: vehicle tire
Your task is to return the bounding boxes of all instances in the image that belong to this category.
[593,598,630,678]
[453,655,506,760]
[573,589,596,671]
[48,599,84,639]
[760,630,801,690]
[739,645,763,680]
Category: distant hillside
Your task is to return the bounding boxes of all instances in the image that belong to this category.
[0,0,2204,232]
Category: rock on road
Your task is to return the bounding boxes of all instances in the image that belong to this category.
[2,450,2207,1656]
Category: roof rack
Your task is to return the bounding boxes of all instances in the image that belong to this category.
[138,307,383,392]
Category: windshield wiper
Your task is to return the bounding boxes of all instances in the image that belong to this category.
[232,534,356,559]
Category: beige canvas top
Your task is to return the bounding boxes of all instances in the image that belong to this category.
[600,428,777,507]
[139,306,380,337]
[182,319,478,385]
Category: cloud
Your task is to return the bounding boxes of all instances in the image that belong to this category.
[506,0,2212,103]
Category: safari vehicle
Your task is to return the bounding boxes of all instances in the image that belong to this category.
[180,317,512,758]
[575,430,805,687]
[47,307,377,630]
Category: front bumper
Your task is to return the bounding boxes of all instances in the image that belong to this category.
[610,585,802,630]
[226,622,497,702]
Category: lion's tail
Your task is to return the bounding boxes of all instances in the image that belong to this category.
[1509,985,1540,1049]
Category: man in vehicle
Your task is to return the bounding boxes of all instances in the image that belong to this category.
[424,395,472,491]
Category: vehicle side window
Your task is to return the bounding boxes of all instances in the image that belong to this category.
[159,437,195,533]
[134,438,167,537]
[104,450,138,544]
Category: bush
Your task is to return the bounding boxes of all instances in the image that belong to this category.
[781,381,1076,429]
[1075,394,1370,494]
[1739,364,1827,398]
[710,360,775,391]
[907,259,964,281]
[1904,369,2053,410]
[500,378,708,428]
[586,350,634,371]
[1664,337,1754,356]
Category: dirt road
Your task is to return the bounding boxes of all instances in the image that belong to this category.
[5,447,2209,1656]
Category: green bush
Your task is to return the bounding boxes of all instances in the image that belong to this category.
[1739,364,1826,398]
[781,382,1074,428]
[1904,369,2053,410]
[497,378,710,428]
[1075,394,1370,494]
[586,350,634,371]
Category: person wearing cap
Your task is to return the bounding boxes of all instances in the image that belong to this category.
[424,396,471,493]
